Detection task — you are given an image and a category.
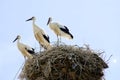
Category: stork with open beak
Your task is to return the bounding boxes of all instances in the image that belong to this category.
[13,35,35,60]
[47,17,73,45]
[26,16,51,50]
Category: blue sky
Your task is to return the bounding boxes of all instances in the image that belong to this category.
[0,0,120,80]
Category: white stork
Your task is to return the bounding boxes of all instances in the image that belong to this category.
[26,16,51,50]
[47,17,73,44]
[13,35,35,60]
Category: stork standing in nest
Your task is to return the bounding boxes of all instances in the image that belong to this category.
[26,16,51,50]
[13,35,35,60]
[47,17,73,45]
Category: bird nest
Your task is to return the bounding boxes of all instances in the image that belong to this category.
[19,44,108,80]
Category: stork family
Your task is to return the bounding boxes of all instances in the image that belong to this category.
[13,17,73,60]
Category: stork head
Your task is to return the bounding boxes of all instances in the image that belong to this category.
[13,35,21,43]
[26,16,36,21]
[47,17,52,25]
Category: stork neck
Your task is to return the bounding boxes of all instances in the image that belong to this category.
[32,20,36,25]
[17,39,20,44]
[32,20,37,29]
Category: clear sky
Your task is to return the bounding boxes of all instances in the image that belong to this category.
[0,0,120,80]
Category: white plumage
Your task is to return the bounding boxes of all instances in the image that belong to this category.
[13,35,35,59]
[47,17,73,42]
[26,16,51,50]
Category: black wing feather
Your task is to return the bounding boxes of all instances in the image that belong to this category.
[60,26,73,39]
[25,47,35,54]
[43,34,50,43]
[60,26,70,34]
[64,26,69,32]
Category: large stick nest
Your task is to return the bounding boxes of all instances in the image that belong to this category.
[19,44,108,80]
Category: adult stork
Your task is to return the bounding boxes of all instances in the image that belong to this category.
[47,17,73,44]
[13,35,35,60]
[26,16,51,50]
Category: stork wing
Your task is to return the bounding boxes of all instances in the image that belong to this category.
[25,47,35,54]
[42,34,50,43]
[59,25,73,39]
[55,22,70,33]
[60,26,70,34]
[64,26,69,32]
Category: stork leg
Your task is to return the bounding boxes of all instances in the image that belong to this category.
[39,42,42,53]
[57,35,59,46]
[59,35,61,43]
[40,45,42,53]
